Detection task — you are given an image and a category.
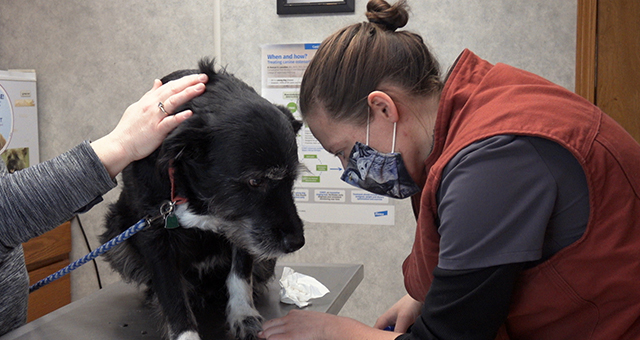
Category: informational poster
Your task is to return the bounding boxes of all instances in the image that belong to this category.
[261,44,394,225]
[0,70,39,172]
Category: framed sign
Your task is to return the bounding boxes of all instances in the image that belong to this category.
[277,0,355,15]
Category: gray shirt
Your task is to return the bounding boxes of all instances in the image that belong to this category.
[0,141,116,335]
[437,135,589,270]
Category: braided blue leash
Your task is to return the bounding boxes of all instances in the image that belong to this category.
[28,218,148,293]
[28,201,176,293]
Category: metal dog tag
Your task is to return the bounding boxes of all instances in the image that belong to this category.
[164,213,179,229]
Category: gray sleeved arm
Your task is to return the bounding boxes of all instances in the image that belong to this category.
[436,135,556,270]
[436,135,588,270]
[0,141,117,252]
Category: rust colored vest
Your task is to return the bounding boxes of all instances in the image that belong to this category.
[402,49,640,339]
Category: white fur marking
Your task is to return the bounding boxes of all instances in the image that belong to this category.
[176,203,284,260]
[175,203,225,232]
[176,330,200,340]
[226,272,260,322]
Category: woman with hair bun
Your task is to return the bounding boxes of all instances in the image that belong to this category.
[260,0,640,339]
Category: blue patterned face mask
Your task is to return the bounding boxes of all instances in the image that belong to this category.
[340,112,421,199]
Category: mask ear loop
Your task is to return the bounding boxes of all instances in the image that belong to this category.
[368,106,398,153]
[391,122,397,153]
[366,107,371,145]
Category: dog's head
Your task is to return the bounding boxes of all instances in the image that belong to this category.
[3,147,29,173]
[157,59,304,259]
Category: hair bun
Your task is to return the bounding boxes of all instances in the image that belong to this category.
[365,0,409,32]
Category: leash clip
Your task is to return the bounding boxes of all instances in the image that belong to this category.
[145,201,176,227]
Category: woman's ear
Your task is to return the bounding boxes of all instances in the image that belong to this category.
[367,91,399,123]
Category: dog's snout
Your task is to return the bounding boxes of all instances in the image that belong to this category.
[284,234,305,253]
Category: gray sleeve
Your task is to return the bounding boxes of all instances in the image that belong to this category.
[0,141,117,252]
[436,135,557,270]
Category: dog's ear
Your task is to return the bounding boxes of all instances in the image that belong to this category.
[156,58,220,174]
[198,58,219,84]
[276,105,303,134]
[156,129,185,174]
[156,115,212,174]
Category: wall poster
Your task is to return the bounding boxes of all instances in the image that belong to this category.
[0,70,39,173]
[261,43,395,225]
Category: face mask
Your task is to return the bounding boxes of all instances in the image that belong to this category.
[340,111,421,199]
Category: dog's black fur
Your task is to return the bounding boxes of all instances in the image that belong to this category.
[101,59,304,340]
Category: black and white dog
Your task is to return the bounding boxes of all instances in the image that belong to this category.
[100,59,305,340]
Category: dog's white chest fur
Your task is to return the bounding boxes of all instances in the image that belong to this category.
[175,203,225,232]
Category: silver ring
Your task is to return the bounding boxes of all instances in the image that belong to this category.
[158,102,168,115]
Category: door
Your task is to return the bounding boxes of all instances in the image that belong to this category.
[576,0,640,142]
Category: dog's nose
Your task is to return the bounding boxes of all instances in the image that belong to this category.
[284,234,305,253]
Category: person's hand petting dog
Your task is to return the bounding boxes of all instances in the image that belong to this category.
[90,73,208,178]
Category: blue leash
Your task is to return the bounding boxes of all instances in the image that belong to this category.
[29,201,175,293]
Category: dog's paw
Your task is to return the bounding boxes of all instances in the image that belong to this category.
[229,315,263,340]
[175,330,201,340]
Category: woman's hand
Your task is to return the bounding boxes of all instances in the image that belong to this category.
[374,294,423,333]
[91,73,207,178]
[373,294,422,333]
[259,310,400,340]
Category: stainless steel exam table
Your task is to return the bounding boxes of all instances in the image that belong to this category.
[1,263,364,340]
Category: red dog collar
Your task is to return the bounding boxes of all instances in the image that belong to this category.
[168,166,188,205]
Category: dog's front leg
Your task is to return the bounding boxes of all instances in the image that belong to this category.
[147,254,200,340]
[226,246,262,340]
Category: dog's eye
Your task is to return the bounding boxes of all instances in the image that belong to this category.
[248,178,263,187]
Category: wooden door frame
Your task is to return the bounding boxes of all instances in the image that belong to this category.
[575,0,597,103]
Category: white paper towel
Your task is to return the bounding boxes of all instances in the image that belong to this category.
[279,266,330,308]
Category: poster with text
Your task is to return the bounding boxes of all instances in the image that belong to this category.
[261,43,394,225]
